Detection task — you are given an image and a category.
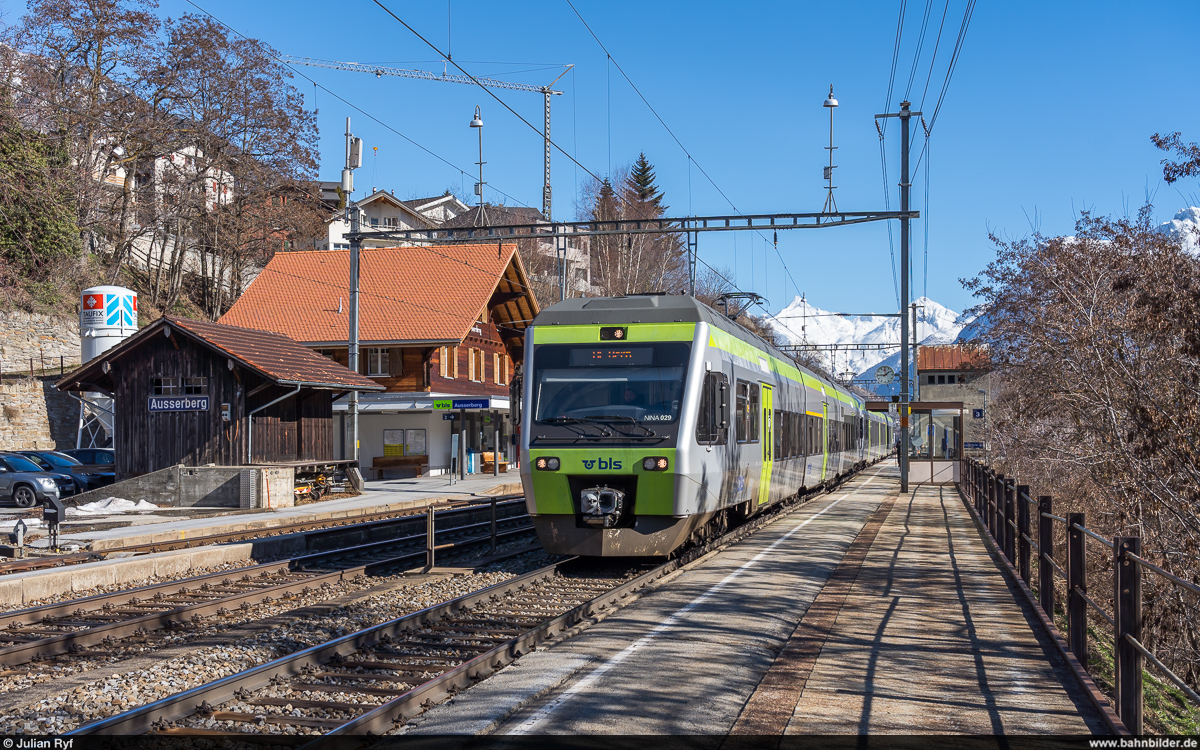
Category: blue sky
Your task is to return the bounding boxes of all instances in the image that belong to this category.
[158,0,1200,317]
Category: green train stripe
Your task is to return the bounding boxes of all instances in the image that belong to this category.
[706,327,860,407]
[533,323,696,344]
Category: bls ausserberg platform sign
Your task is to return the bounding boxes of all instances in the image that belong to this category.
[148,396,210,412]
[433,399,490,410]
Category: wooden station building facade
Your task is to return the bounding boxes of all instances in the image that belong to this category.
[56,316,382,479]
[219,243,540,477]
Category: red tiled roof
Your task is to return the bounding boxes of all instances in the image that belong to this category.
[918,344,990,372]
[57,316,382,392]
[219,245,537,346]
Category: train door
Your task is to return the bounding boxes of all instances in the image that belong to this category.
[820,399,829,483]
[758,385,773,505]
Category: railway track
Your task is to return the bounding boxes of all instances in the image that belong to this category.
[68,469,868,737]
[0,493,524,575]
[0,499,532,668]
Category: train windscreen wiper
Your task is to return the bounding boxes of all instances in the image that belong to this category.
[587,414,657,437]
[542,417,612,437]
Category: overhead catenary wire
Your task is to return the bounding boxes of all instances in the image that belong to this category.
[562,0,802,314]
[182,0,535,210]
[369,0,756,303]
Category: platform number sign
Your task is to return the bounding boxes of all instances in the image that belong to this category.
[973,408,984,419]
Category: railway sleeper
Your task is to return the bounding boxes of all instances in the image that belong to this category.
[207,711,352,729]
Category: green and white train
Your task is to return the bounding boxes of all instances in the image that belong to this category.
[518,294,893,556]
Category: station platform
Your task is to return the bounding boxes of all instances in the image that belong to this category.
[735,475,1104,734]
[47,473,519,552]
[405,460,1108,736]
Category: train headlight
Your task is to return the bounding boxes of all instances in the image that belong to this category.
[642,456,669,471]
[536,456,560,471]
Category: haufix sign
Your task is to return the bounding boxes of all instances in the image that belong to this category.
[148,396,209,412]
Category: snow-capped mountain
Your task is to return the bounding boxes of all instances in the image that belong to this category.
[1159,207,1200,255]
[768,295,967,379]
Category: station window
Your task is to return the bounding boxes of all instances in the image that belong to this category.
[367,348,389,377]
[152,377,180,395]
[696,372,729,445]
[927,375,936,385]
[183,377,208,395]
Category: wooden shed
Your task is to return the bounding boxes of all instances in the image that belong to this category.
[56,316,383,479]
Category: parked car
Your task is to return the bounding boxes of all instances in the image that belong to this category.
[0,453,78,508]
[17,450,114,491]
[61,448,115,468]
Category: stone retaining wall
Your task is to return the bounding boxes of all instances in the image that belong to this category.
[0,310,80,375]
[0,376,77,450]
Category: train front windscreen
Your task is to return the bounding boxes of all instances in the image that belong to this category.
[531,342,691,429]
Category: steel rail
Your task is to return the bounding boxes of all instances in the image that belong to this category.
[0,495,526,571]
[72,461,885,736]
[0,510,533,666]
[69,561,570,734]
[0,523,533,668]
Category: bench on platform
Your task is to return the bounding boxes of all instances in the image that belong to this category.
[480,452,508,474]
[370,455,429,479]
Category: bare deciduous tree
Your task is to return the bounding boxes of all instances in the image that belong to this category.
[965,205,1200,697]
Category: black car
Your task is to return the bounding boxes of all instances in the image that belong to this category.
[0,453,77,507]
[61,448,115,468]
[17,450,114,491]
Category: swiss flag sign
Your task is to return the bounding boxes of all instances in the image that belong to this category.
[84,294,103,310]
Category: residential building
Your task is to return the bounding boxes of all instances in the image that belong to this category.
[218,243,539,477]
[443,204,592,297]
[318,188,435,251]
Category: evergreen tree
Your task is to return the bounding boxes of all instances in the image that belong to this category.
[625,152,665,214]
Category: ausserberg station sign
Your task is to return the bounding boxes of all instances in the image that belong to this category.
[148,396,210,412]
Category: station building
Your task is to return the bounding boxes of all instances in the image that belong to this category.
[916,343,991,459]
[219,243,539,478]
[55,316,382,505]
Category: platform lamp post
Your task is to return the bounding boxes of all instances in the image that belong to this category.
[470,106,488,227]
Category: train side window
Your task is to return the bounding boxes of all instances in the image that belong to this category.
[749,384,760,442]
[696,372,729,445]
[774,409,783,461]
[735,381,749,443]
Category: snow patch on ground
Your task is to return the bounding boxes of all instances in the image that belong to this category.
[68,498,160,516]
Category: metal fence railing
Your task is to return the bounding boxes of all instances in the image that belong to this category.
[962,457,1200,734]
[0,355,73,380]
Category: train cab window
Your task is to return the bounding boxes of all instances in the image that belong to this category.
[696,372,729,445]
